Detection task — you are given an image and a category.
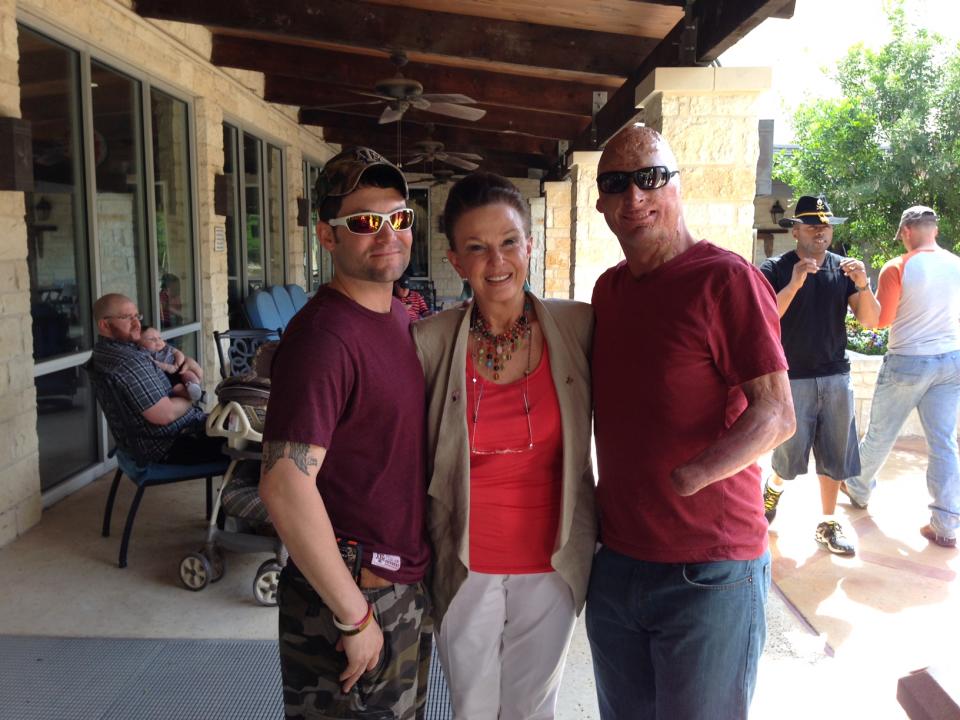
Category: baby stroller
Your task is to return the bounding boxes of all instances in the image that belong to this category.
[178,348,287,606]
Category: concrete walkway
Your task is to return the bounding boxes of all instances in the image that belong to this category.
[2,440,947,718]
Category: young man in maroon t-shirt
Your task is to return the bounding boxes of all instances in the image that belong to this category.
[586,126,796,720]
[259,147,431,720]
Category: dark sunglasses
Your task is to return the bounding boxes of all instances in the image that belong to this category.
[328,208,415,235]
[597,166,679,194]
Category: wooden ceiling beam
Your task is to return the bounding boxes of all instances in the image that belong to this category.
[265,75,591,136]
[134,0,657,77]
[305,113,559,157]
[299,102,588,142]
[320,126,554,171]
[573,0,796,150]
[213,35,601,117]
[696,0,797,62]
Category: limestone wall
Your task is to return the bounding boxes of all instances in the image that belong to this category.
[640,67,771,261]
[543,181,573,299]
[0,0,40,545]
[569,151,622,302]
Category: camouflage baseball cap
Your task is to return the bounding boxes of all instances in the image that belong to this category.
[315,146,408,217]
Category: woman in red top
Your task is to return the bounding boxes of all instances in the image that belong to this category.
[412,173,596,719]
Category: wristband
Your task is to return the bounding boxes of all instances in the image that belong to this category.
[855,282,870,292]
[333,602,374,636]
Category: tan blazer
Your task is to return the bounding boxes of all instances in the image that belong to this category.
[412,294,597,627]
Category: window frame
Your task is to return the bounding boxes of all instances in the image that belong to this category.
[18,13,203,497]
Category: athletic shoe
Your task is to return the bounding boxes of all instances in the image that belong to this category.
[920,524,957,548]
[762,479,783,524]
[815,520,856,556]
[839,481,867,509]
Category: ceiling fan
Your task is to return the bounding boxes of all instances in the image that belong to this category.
[404,140,483,171]
[315,51,486,125]
[429,169,457,187]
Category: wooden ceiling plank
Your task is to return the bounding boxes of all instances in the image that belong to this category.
[214,35,601,116]
[573,0,797,150]
[322,126,554,170]
[264,75,592,128]
[298,101,588,141]
[696,0,797,62]
[304,112,558,157]
[134,0,656,77]
[360,0,683,38]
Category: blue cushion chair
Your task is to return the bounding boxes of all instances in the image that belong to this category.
[285,284,309,312]
[244,289,284,333]
[268,285,297,327]
[101,449,229,569]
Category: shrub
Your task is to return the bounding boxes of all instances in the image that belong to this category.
[846,314,888,355]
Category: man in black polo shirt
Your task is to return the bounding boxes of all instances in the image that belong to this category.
[760,196,880,555]
[91,293,223,464]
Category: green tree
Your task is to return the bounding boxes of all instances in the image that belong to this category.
[774,1,960,267]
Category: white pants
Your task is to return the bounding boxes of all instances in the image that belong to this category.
[435,570,576,720]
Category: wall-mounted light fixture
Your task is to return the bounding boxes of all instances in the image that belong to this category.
[769,199,785,225]
[35,196,51,222]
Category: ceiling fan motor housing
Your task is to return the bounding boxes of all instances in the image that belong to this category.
[374,76,424,100]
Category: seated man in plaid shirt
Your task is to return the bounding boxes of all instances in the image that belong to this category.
[90,293,224,464]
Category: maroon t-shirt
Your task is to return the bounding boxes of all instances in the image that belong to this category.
[263,285,430,584]
[591,241,787,563]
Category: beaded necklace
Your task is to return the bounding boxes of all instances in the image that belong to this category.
[470,300,532,380]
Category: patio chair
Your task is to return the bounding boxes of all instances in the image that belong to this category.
[267,285,297,327]
[84,360,230,569]
[243,289,285,334]
[101,448,228,569]
[284,283,309,311]
[213,328,278,378]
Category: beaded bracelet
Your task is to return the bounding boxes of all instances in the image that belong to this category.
[333,602,374,636]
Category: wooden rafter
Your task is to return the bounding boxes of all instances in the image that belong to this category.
[134,0,658,76]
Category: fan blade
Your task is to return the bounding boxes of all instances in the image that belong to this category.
[424,102,486,121]
[378,105,406,124]
[404,154,428,165]
[448,152,484,161]
[352,90,396,101]
[437,153,479,171]
[421,93,477,105]
[307,101,385,110]
[411,98,431,110]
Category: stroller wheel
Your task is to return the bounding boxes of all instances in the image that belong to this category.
[253,560,282,606]
[180,552,211,591]
[208,546,226,584]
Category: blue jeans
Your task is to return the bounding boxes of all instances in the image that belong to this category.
[585,547,770,720]
[845,351,960,538]
[771,374,860,481]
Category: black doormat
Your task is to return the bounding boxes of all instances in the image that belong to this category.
[0,635,451,719]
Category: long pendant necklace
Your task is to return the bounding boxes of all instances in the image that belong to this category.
[470,300,532,380]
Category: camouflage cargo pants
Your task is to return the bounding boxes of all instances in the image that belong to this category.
[278,566,431,720]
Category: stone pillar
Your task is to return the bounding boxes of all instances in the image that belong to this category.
[637,66,772,259]
[193,97,229,388]
[570,151,622,302]
[0,4,41,545]
[285,147,306,288]
[527,196,546,297]
[543,181,573,299]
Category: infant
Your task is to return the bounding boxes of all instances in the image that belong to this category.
[137,326,204,403]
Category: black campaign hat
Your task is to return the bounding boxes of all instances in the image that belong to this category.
[778,195,847,228]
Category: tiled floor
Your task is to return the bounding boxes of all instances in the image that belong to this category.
[1,438,952,718]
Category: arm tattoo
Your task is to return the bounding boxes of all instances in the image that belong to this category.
[262,441,320,476]
[262,441,285,473]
